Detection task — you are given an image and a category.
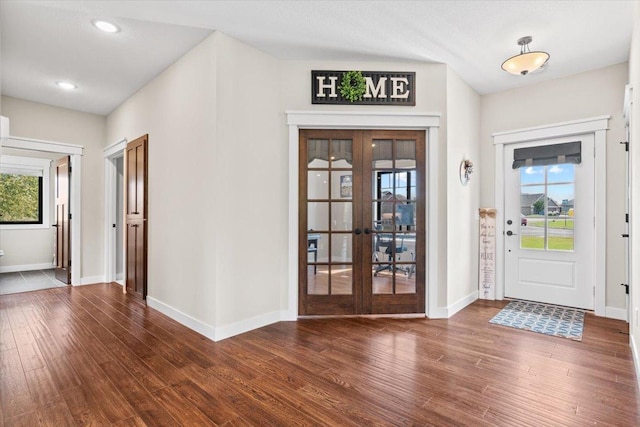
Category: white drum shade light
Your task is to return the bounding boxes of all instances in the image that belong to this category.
[501,36,550,75]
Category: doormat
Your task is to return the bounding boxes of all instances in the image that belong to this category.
[489,300,585,341]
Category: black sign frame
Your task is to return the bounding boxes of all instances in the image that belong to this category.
[311,70,416,106]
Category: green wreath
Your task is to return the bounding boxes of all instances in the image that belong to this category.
[339,71,366,102]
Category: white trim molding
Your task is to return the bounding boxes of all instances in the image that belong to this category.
[79,275,106,286]
[632,334,640,389]
[103,138,127,285]
[493,116,609,317]
[0,263,54,274]
[285,110,441,319]
[605,306,628,322]
[147,295,289,342]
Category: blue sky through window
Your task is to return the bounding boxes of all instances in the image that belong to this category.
[520,164,575,203]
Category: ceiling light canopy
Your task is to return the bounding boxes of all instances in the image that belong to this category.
[501,36,550,75]
[92,19,120,33]
[56,81,77,90]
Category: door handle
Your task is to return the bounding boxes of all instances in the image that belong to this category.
[52,224,59,228]
[506,230,517,236]
[354,228,362,235]
[364,228,371,234]
[622,233,629,238]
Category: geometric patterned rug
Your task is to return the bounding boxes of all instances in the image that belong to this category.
[489,300,585,341]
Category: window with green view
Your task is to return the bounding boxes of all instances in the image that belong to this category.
[0,173,43,224]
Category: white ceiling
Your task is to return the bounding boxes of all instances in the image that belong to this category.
[1,1,635,116]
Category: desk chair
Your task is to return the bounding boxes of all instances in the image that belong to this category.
[373,233,411,276]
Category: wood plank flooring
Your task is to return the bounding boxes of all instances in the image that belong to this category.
[1,283,639,426]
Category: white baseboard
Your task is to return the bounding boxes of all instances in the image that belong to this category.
[631,334,640,389]
[146,296,287,342]
[447,290,479,317]
[78,275,106,286]
[147,296,217,341]
[214,310,287,342]
[427,290,478,319]
[115,279,124,286]
[0,262,54,273]
[605,306,628,321]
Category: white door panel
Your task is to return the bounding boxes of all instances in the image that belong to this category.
[504,134,595,309]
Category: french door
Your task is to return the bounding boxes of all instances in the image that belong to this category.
[504,135,595,309]
[299,129,425,315]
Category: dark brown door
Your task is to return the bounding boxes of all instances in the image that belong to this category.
[125,135,148,299]
[54,156,71,284]
[299,130,425,315]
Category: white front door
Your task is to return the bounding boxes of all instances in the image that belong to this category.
[504,134,595,309]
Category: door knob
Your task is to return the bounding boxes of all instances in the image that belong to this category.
[354,228,362,235]
[506,230,517,236]
[364,228,371,234]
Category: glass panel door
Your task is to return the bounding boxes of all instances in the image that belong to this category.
[363,131,425,314]
[300,130,361,315]
[299,129,425,315]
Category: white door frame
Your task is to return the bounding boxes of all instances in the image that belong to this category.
[1,135,84,285]
[285,111,441,320]
[493,116,609,316]
[103,138,127,286]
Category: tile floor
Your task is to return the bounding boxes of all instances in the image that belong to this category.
[0,269,68,295]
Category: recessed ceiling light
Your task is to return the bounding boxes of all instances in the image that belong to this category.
[56,81,77,90]
[92,19,120,33]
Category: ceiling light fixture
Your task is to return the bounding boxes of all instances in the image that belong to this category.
[56,81,77,90]
[501,36,550,75]
[92,19,120,33]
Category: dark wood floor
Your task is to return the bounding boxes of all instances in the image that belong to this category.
[1,283,639,426]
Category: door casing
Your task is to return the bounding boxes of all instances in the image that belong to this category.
[286,111,441,319]
[493,116,609,316]
[104,138,127,286]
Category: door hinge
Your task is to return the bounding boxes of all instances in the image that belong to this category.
[68,260,71,267]
[621,141,629,152]
[626,213,629,223]
[69,166,72,173]
[69,213,72,220]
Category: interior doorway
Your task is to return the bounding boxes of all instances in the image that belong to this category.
[103,138,127,285]
[299,129,425,315]
[1,134,83,285]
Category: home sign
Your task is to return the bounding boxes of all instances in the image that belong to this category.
[311,70,416,106]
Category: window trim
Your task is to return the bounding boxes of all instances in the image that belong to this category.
[0,155,51,230]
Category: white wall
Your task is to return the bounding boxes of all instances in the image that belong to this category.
[212,33,284,328]
[480,63,629,311]
[0,96,106,280]
[107,33,218,327]
[628,2,640,374]
[446,67,481,306]
[107,32,284,337]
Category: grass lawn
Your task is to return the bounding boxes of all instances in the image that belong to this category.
[526,219,574,229]
[520,235,574,250]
